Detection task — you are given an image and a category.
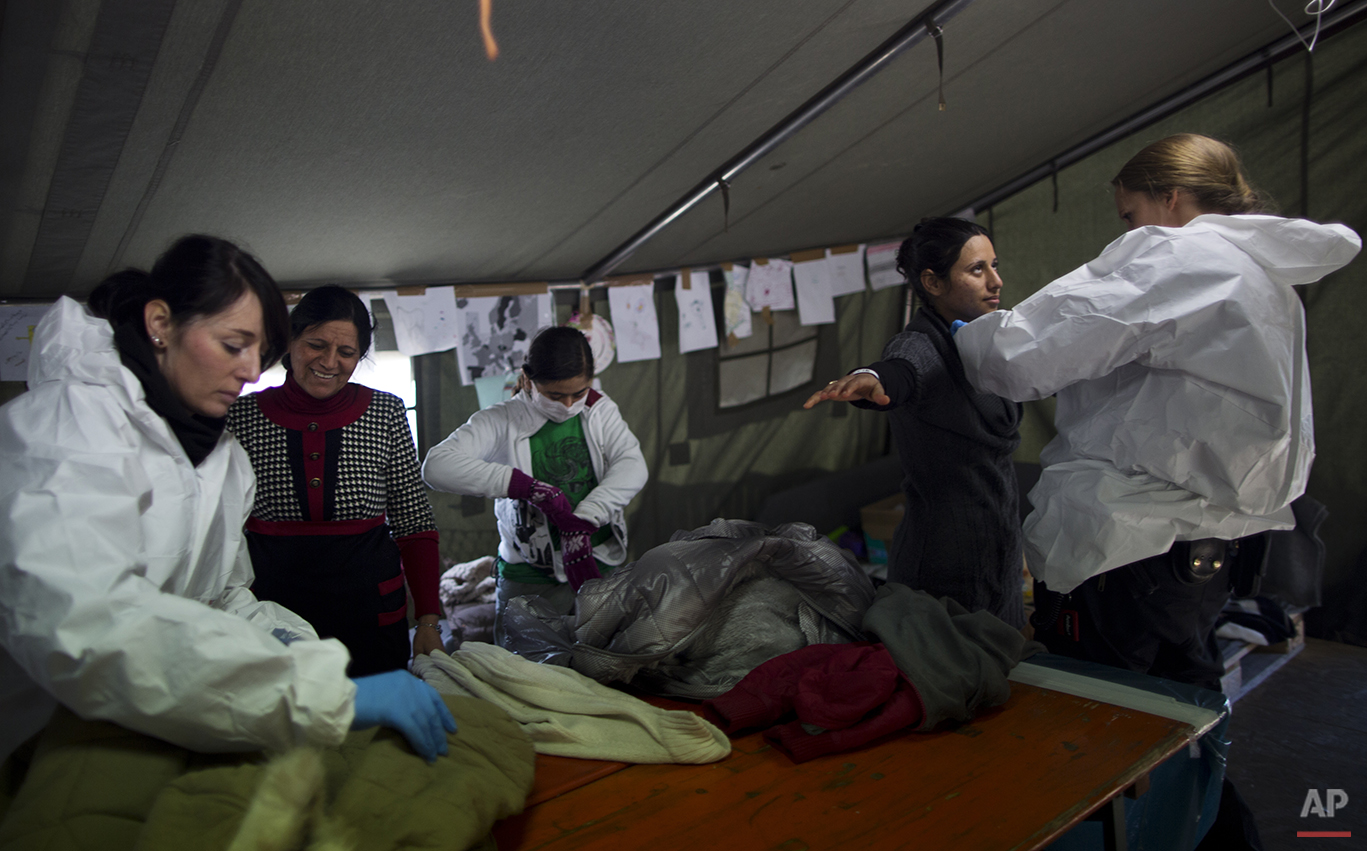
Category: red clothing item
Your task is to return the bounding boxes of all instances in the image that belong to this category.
[702,643,925,764]
[395,530,441,618]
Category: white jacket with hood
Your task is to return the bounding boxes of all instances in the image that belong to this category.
[422,390,647,581]
[955,214,1361,593]
[0,298,355,764]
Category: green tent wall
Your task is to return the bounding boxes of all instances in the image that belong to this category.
[422,19,1367,641]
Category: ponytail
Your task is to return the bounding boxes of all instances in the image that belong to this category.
[1112,134,1269,215]
[88,269,156,326]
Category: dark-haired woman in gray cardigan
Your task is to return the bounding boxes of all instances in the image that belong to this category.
[805,218,1024,628]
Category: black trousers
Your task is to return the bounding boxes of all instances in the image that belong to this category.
[1033,540,1250,691]
[1035,538,1267,850]
[249,524,411,677]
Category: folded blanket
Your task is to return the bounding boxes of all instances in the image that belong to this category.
[415,644,730,765]
[0,695,533,851]
[438,556,498,610]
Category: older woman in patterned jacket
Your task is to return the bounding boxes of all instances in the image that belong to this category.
[228,285,442,675]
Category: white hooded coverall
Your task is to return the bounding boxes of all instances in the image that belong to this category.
[955,214,1361,593]
[0,298,355,764]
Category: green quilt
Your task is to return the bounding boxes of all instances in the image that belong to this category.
[0,695,534,851]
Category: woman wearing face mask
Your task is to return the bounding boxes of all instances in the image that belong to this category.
[228,285,444,675]
[423,325,648,645]
[804,217,1024,629]
[0,237,454,768]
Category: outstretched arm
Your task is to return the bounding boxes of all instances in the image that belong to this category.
[803,372,890,409]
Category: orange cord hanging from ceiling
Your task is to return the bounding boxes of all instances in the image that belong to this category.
[480,0,500,60]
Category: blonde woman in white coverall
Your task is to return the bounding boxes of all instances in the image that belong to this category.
[0,235,454,768]
[955,135,1360,690]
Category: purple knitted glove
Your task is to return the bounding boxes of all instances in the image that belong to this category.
[561,531,602,591]
[508,467,574,514]
[507,468,598,534]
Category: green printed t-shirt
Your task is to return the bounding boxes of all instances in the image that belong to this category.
[499,415,613,584]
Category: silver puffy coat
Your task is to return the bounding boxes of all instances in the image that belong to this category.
[503,519,876,698]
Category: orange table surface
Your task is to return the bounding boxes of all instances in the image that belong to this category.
[493,685,1192,851]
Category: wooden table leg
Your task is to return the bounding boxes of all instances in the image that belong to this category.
[1086,795,1128,851]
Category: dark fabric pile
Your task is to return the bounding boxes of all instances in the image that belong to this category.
[701,583,1042,763]
[1216,596,1297,646]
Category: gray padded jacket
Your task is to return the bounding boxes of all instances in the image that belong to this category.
[503,519,876,698]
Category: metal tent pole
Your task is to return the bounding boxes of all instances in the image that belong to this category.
[963,0,1367,215]
[579,0,979,285]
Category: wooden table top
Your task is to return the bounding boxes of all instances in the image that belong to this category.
[492,684,1193,851]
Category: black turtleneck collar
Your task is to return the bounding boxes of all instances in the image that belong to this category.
[112,322,225,467]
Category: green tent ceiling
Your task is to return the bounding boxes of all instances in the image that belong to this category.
[0,0,1327,297]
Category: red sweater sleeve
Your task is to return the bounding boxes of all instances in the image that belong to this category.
[766,681,923,764]
[702,643,888,733]
[704,642,926,765]
[396,530,442,618]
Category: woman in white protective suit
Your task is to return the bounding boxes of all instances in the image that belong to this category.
[0,235,454,768]
[954,134,1360,689]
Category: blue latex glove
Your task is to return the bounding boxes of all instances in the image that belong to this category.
[950,320,967,337]
[351,670,458,762]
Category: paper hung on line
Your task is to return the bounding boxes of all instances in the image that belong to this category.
[454,293,555,386]
[567,312,616,375]
[791,254,836,325]
[474,373,520,410]
[0,303,53,382]
[866,241,905,290]
[746,258,795,311]
[722,264,753,341]
[607,283,661,363]
[827,245,868,296]
[382,288,459,357]
[676,270,719,353]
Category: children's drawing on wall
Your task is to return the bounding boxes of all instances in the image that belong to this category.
[454,293,554,385]
[722,262,753,343]
[676,270,718,353]
[826,245,868,296]
[746,258,795,312]
[382,288,459,357]
[866,241,905,290]
[792,251,836,325]
[607,282,661,363]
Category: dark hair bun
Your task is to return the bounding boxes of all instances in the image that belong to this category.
[895,217,990,304]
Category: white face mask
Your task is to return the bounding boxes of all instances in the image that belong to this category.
[530,384,588,423]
